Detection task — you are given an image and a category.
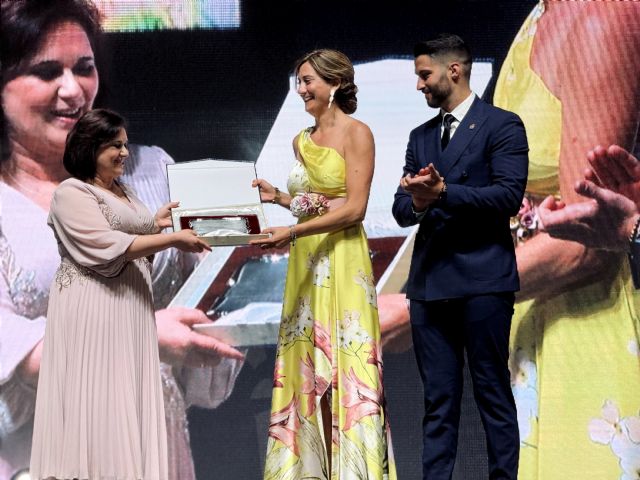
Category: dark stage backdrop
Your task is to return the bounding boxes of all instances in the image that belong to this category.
[98,1,534,163]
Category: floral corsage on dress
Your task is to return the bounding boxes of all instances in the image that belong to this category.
[290,192,330,218]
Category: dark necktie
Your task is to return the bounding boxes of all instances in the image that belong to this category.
[441,113,456,151]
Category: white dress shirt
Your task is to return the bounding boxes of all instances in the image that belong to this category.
[440,91,476,141]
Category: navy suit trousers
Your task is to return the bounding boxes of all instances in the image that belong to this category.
[410,293,519,480]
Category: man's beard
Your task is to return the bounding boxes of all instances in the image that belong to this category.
[425,77,452,109]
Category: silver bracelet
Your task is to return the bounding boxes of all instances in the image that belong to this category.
[272,187,281,204]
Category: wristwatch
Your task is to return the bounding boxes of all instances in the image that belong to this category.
[437,180,447,204]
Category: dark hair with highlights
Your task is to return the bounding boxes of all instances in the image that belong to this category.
[63,109,126,181]
[1,0,103,162]
[414,33,472,79]
[294,49,358,114]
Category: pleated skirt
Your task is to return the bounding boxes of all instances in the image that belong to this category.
[30,258,168,480]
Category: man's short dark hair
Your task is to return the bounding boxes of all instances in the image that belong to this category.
[414,34,472,77]
[63,109,126,181]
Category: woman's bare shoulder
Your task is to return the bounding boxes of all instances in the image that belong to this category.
[344,118,374,147]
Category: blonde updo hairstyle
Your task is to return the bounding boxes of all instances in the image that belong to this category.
[295,49,358,114]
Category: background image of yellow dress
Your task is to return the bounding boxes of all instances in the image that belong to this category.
[495,3,640,479]
[264,128,396,480]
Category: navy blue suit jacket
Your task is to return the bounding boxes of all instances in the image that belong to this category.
[392,96,529,301]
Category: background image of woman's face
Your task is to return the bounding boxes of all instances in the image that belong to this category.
[2,21,99,160]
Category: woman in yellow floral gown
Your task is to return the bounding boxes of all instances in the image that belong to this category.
[494,1,640,479]
[252,49,396,480]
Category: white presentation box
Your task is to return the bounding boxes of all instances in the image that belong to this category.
[167,159,270,246]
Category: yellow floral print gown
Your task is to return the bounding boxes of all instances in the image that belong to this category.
[495,3,640,479]
[264,128,396,480]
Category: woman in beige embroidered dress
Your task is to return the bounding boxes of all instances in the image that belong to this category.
[29,109,210,480]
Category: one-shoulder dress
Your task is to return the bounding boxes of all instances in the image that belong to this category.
[264,129,396,480]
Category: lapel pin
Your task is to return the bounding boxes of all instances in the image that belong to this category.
[469,123,476,129]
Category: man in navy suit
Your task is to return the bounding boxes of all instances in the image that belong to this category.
[392,34,528,480]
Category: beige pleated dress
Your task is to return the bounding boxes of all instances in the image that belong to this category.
[30,178,168,480]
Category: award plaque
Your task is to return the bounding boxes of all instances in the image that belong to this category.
[167,159,270,246]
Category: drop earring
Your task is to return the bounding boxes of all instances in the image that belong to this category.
[328,88,337,109]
